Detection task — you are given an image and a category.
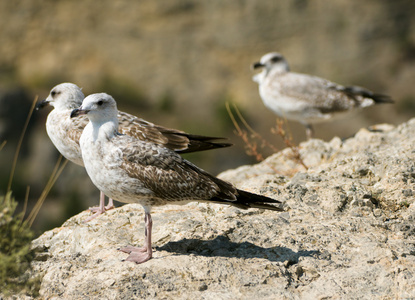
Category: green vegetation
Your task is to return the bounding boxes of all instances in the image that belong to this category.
[0,96,50,297]
[0,192,41,297]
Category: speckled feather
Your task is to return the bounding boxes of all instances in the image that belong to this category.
[40,83,231,168]
[123,140,237,200]
[91,134,236,205]
[76,93,282,212]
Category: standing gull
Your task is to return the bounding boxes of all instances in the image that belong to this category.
[252,52,394,139]
[37,83,231,221]
[71,93,283,264]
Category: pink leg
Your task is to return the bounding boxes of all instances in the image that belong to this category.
[305,124,314,140]
[105,198,115,210]
[84,192,115,222]
[119,212,153,264]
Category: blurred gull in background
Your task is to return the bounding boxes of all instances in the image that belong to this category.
[252,52,394,139]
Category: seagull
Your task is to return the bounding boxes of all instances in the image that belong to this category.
[252,52,394,139]
[71,93,283,264]
[37,83,232,221]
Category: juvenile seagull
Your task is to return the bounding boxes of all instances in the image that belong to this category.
[37,83,231,221]
[252,52,394,139]
[71,93,283,264]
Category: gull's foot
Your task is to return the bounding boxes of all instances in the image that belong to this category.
[118,245,147,254]
[83,210,104,223]
[119,246,152,264]
[88,204,115,213]
[83,206,113,223]
[84,200,115,223]
[84,195,115,223]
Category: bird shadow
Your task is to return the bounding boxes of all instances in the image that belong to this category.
[155,235,323,264]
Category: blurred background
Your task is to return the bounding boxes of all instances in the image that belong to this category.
[1,0,414,234]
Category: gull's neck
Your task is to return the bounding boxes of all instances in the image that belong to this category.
[89,116,119,142]
[51,93,84,112]
[254,63,289,84]
[268,62,289,77]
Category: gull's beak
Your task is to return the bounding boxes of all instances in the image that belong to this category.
[36,99,50,110]
[251,62,264,70]
[70,107,88,118]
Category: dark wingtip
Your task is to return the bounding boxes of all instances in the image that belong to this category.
[238,189,284,211]
[167,132,233,154]
[248,202,285,211]
[70,108,80,118]
[342,86,394,104]
[177,141,233,154]
[210,189,284,212]
[370,93,394,104]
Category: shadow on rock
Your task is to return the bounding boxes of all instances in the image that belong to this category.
[156,235,322,263]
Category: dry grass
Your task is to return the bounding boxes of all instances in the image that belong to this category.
[26,157,68,227]
[7,97,38,192]
[271,119,308,170]
[5,96,68,227]
[226,102,307,172]
[1,96,46,297]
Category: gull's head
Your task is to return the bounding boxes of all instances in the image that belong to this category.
[37,83,85,111]
[70,93,118,123]
[251,52,290,82]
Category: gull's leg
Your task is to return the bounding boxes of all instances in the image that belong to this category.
[84,191,114,222]
[305,124,314,140]
[119,212,153,264]
[105,198,115,210]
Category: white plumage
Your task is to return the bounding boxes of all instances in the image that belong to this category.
[252,52,393,139]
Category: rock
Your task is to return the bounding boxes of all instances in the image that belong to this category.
[27,119,415,299]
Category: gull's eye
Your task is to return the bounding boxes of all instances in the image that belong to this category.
[51,90,60,97]
[271,56,282,63]
[97,100,103,106]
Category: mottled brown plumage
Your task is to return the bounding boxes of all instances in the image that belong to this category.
[73,93,283,263]
[38,83,232,221]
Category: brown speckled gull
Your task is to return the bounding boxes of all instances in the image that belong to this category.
[37,83,231,221]
[71,93,283,264]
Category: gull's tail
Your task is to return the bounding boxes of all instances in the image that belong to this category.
[342,86,394,104]
[174,134,232,153]
[184,158,283,212]
[210,189,284,211]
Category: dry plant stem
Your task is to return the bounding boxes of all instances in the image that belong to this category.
[232,103,279,153]
[0,140,6,151]
[226,102,283,173]
[26,157,68,227]
[20,186,30,224]
[2,95,68,229]
[226,102,308,172]
[226,102,264,161]
[7,96,38,193]
[273,119,308,170]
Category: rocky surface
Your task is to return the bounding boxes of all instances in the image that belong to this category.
[26,119,415,299]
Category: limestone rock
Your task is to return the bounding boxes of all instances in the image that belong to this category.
[28,119,415,299]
